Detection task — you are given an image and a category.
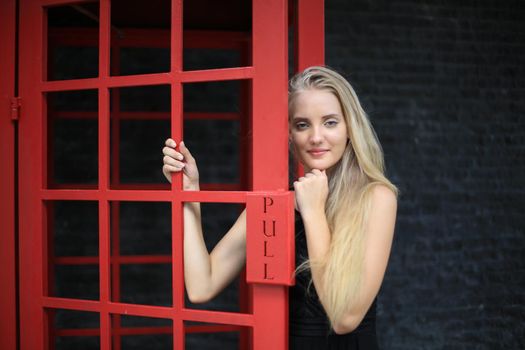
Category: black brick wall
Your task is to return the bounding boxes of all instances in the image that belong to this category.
[324,1,525,349]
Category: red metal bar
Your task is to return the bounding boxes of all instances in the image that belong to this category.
[295,0,324,71]
[99,1,111,349]
[181,308,253,327]
[294,0,324,179]
[109,36,123,350]
[57,326,173,337]
[41,0,96,6]
[19,0,47,348]
[170,1,184,349]
[53,255,172,265]
[180,67,253,83]
[48,110,240,121]
[184,324,242,334]
[41,299,254,329]
[252,0,290,349]
[41,67,254,91]
[38,189,250,202]
[54,324,241,337]
[238,40,252,350]
[48,28,249,51]
[184,31,249,50]
[0,0,17,349]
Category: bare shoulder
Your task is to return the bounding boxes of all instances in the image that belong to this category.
[371,184,397,207]
[369,185,397,239]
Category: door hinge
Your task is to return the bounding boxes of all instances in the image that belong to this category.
[11,97,21,121]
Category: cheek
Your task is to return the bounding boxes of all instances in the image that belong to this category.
[290,134,305,150]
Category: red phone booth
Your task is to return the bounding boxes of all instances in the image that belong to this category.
[1,0,324,349]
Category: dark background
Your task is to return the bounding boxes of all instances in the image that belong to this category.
[46,0,524,349]
[325,2,525,349]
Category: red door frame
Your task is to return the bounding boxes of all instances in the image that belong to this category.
[0,0,17,350]
[17,0,324,349]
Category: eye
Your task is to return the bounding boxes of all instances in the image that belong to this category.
[295,121,309,130]
[325,119,338,127]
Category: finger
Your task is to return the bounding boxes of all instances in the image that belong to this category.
[163,156,185,168]
[311,169,322,175]
[305,172,315,178]
[162,147,184,161]
[163,164,183,175]
[165,138,177,148]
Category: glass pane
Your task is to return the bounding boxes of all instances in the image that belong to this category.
[185,321,245,350]
[47,89,98,188]
[119,47,170,76]
[113,201,171,256]
[109,85,170,188]
[52,201,98,257]
[111,201,172,307]
[183,48,242,71]
[54,264,99,300]
[111,1,171,76]
[183,80,247,190]
[183,0,252,70]
[48,308,100,350]
[119,264,172,306]
[184,80,240,113]
[46,2,99,81]
[47,200,99,301]
[112,314,173,350]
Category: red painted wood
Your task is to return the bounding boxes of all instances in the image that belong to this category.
[0,0,17,349]
[296,0,325,71]
[251,0,290,348]
[19,0,46,348]
[294,0,324,179]
[15,0,325,349]
[246,192,295,286]
[99,2,112,349]
[170,1,185,348]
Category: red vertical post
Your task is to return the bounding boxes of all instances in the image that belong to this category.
[19,0,46,348]
[99,1,112,349]
[0,0,17,349]
[295,0,324,71]
[252,0,290,349]
[293,0,324,177]
[170,1,184,349]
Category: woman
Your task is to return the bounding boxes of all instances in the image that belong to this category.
[162,66,398,349]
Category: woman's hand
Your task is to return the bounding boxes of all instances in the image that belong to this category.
[162,138,200,190]
[293,169,329,216]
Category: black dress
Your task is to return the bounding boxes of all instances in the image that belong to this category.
[289,212,379,349]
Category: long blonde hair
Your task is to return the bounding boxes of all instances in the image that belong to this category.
[289,66,399,328]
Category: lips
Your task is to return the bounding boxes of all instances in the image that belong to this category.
[307,149,328,157]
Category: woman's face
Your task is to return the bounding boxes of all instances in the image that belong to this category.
[290,89,348,172]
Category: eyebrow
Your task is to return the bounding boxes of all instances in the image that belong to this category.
[292,114,341,121]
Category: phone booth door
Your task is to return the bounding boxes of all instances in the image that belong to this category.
[17,0,324,349]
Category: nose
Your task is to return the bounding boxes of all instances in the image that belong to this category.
[309,126,323,144]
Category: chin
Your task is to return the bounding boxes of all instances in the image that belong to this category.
[304,161,334,172]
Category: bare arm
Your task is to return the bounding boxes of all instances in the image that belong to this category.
[163,138,247,303]
[295,171,397,334]
[183,202,246,303]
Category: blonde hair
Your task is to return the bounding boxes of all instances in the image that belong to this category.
[289,66,399,329]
